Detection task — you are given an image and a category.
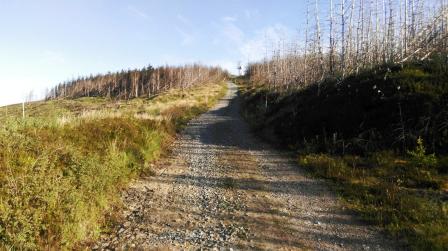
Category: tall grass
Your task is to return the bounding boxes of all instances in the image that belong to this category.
[0,82,227,249]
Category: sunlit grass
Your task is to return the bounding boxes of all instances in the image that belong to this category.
[298,152,448,250]
[0,82,227,249]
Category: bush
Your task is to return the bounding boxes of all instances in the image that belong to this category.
[407,137,438,168]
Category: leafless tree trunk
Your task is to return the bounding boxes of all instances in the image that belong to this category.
[245,0,447,93]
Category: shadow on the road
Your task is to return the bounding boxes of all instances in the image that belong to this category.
[136,83,394,250]
[137,170,378,249]
[190,95,268,151]
[151,173,323,197]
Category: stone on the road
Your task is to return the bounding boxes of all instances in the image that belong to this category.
[96,82,395,250]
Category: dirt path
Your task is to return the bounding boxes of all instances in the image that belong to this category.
[96,82,395,250]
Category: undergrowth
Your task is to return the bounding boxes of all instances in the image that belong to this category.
[298,149,448,250]
[240,56,448,155]
[238,57,448,250]
[0,82,227,249]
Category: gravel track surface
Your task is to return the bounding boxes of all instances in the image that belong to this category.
[96,82,396,250]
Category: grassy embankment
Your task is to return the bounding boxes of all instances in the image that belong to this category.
[238,58,448,250]
[0,82,227,249]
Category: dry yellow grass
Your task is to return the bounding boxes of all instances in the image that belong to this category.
[0,81,227,249]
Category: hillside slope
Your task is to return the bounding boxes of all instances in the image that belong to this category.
[47,65,226,100]
[95,82,395,250]
[0,82,227,249]
[242,59,448,155]
[239,60,448,250]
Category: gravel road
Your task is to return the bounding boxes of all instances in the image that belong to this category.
[96,82,396,250]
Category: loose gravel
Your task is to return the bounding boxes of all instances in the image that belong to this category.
[95,82,397,250]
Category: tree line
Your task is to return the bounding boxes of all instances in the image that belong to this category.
[47,64,227,100]
[246,0,448,92]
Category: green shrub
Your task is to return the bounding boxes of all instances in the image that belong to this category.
[408,137,438,168]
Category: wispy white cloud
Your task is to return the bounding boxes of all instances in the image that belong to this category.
[177,14,192,26]
[222,16,237,22]
[221,22,244,45]
[244,9,260,20]
[217,17,293,63]
[127,5,149,19]
[241,24,293,61]
[175,15,197,46]
[176,27,195,46]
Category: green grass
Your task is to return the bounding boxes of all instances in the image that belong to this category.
[298,150,448,250]
[237,58,448,250]
[0,82,227,249]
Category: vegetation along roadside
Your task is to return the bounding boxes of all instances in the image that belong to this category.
[238,58,448,250]
[0,81,228,249]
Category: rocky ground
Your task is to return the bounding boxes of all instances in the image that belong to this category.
[95,82,396,250]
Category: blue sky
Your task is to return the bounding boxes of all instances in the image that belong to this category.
[0,0,306,106]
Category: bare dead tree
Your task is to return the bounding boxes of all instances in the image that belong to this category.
[47,65,227,100]
[245,0,447,93]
